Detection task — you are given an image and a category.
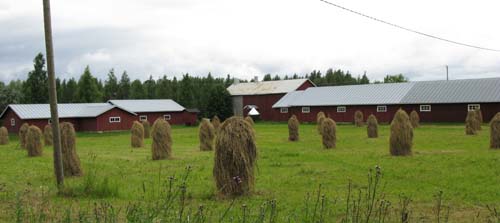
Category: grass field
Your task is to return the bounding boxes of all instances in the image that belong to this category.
[0,122,499,222]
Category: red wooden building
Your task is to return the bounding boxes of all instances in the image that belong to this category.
[272,78,500,123]
[0,99,198,133]
[227,78,315,120]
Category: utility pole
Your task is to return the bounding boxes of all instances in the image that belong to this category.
[446,65,449,81]
[42,0,64,190]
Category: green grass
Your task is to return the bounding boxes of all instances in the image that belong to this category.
[0,122,499,221]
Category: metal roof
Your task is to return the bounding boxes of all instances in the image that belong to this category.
[227,79,312,96]
[1,103,125,120]
[272,77,500,107]
[108,99,185,113]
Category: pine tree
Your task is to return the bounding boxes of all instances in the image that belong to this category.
[23,53,49,103]
[130,79,145,99]
[206,85,233,120]
[143,75,156,99]
[103,69,119,100]
[118,71,131,99]
[76,66,100,103]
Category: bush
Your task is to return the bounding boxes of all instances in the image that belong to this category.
[390,109,413,156]
[321,118,336,149]
[0,126,8,145]
[288,115,299,141]
[43,124,53,146]
[26,125,43,157]
[244,116,254,126]
[60,122,83,177]
[199,118,215,151]
[19,123,29,149]
[410,110,420,128]
[142,120,151,138]
[354,110,364,127]
[151,118,172,160]
[213,116,257,196]
[367,114,378,138]
[465,111,479,135]
[131,121,144,148]
[490,112,500,149]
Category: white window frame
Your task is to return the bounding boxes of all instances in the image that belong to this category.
[376,105,387,113]
[467,104,480,112]
[109,117,121,123]
[10,118,15,126]
[164,114,171,120]
[280,107,289,113]
[301,107,310,113]
[337,106,346,113]
[420,105,431,112]
[139,115,147,121]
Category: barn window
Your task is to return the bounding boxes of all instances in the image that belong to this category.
[420,105,431,112]
[280,107,288,113]
[337,106,346,113]
[109,117,121,123]
[10,118,15,126]
[301,107,310,113]
[164,114,171,120]
[467,104,480,111]
[139,115,147,121]
[377,106,387,112]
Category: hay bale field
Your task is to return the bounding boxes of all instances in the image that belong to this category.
[0,126,8,145]
[288,115,299,141]
[151,118,172,160]
[60,122,82,177]
[43,124,53,146]
[19,123,29,149]
[26,125,43,157]
[321,118,336,149]
[390,109,413,156]
[354,110,364,127]
[131,121,144,148]
[367,114,378,138]
[199,118,215,151]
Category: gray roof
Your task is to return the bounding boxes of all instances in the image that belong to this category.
[227,79,313,96]
[108,99,185,113]
[1,103,129,119]
[273,77,500,107]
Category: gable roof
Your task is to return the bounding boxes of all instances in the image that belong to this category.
[108,99,185,113]
[273,77,500,107]
[227,79,314,96]
[0,103,135,120]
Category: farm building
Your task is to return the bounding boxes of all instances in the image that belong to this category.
[227,78,315,120]
[0,99,198,133]
[272,77,500,123]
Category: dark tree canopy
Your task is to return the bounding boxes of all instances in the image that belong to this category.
[23,53,49,103]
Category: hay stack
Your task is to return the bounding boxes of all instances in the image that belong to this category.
[367,114,378,138]
[43,124,53,146]
[389,109,413,156]
[151,118,172,160]
[212,116,221,133]
[321,118,336,149]
[60,122,82,176]
[288,115,299,141]
[213,116,257,196]
[317,112,326,135]
[410,110,420,128]
[354,110,364,127]
[465,111,478,135]
[475,109,483,130]
[244,116,254,126]
[0,127,8,145]
[490,113,500,149]
[26,125,43,157]
[142,120,151,138]
[19,123,29,149]
[199,118,215,151]
[131,121,144,148]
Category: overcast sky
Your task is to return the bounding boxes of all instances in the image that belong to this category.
[1,0,499,83]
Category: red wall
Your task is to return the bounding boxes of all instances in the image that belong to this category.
[134,111,197,126]
[296,80,315,90]
[0,108,83,133]
[277,103,500,123]
[95,108,137,131]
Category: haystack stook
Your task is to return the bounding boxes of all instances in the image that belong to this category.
[26,125,43,157]
[151,118,172,160]
[465,111,479,135]
[142,120,151,138]
[44,124,53,146]
[321,118,336,149]
[60,122,82,176]
[213,116,257,197]
[244,116,254,126]
[390,109,413,156]
[367,114,378,138]
[317,111,326,135]
[354,110,364,127]
[131,121,145,148]
[199,118,215,151]
[288,115,299,141]
[490,112,500,149]
[410,110,420,128]
[19,123,29,149]
[0,126,8,145]
[212,116,221,133]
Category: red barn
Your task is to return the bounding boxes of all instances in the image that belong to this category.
[272,78,500,123]
[227,78,315,120]
[0,99,198,133]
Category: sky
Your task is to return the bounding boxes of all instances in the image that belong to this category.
[0,0,499,83]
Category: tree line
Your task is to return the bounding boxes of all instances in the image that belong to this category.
[0,53,409,119]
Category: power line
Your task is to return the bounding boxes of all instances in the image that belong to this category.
[319,0,500,52]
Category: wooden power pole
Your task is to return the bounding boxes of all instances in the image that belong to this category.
[42,0,64,189]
